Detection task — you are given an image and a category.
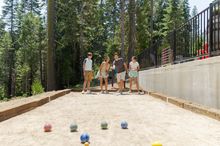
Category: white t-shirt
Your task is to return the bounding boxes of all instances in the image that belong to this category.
[129,61,139,71]
[84,58,93,71]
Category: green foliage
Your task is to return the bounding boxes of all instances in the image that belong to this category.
[153,0,168,40]
[15,63,30,96]
[191,5,198,17]
[15,12,43,96]
[162,0,184,36]
[0,86,6,100]
[136,0,151,53]
[0,0,46,99]
[181,0,190,21]
[31,80,44,95]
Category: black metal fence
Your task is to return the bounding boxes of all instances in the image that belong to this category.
[138,1,220,69]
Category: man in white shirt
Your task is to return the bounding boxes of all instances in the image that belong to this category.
[82,52,93,94]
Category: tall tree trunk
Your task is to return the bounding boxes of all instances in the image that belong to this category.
[39,25,43,85]
[128,0,136,62]
[120,0,125,58]
[7,52,14,97]
[150,0,153,49]
[31,0,33,13]
[113,0,117,37]
[79,3,86,81]
[39,46,43,84]
[29,65,33,95]
[8,0,16,97]
[47,0,56,91]
[79,28,84,81]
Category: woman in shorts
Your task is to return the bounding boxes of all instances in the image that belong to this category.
[99,56,110,94]
[129,56,140,94]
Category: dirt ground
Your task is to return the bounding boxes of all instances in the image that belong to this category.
[1,92,220,146]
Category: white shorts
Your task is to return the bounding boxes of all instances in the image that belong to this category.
[117,71,126,82]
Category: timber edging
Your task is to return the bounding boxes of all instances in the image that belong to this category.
[0,89,71,122]
[147,92,220,121]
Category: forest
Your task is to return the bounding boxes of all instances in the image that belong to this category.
[0,0,198,99]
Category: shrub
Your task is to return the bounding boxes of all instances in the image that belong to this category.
[31,80,44,95]
[0,86,6,100]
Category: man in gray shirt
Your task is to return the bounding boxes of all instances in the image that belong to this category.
[113,53,128,94]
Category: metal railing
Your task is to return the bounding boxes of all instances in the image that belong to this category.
[138,1,220,69]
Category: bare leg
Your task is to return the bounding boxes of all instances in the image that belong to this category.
[135,78,139,92]
[83,80,87,91]
[100,77,103,91]
[121,80,124,91]
[118,82,121,92]
[111,71,114,87]
[87,81,91,91]
[129,78,132,92]
[105,78,108,92]
[116,74,120,91]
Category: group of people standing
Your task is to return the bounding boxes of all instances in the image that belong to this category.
[82,52,140,95]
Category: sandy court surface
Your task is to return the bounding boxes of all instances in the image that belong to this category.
[1,92,220,146]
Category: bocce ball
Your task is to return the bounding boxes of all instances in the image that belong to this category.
[84,142,90,146]
[44,123,52,132]
[121,121,128,129]
[152,142,162,146]
[80,133,90,143]
[70,123,78,132]
[101,121,108,129]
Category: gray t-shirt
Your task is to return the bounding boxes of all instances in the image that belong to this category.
[113,58,125,73]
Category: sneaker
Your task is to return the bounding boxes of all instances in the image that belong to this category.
[100,91,104,94]
[120,91,123,95]
[105,91,109,94]
[129,90,132,94]
[82,90,85,94]
[87,90,91,94]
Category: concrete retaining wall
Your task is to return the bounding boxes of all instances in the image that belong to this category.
[139,56,220,109]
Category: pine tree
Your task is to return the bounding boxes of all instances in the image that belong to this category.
[128,0,136,62]
[162,0,183,36]
[105,0,120,38]
[55,0,101,88]
[154,0,169,40]
[120,0,125,58]
[47,0,56,91]
[0,19,5,37]
[0,19,7,99]
[191,5,198,17]
[181,0,190,21]
[136,0,151,53]
[191,6,199,54]
[19,0,41,14]
[16,13,42,95]
[2,0,18,97]
[38,20,47,88]
[105,0,121,57]
[179,0,191,57]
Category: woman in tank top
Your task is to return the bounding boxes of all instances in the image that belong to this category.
[99,56,110,94]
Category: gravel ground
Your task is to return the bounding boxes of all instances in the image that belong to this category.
[1,92,220,146]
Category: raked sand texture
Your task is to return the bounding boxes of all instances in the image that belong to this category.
[1,92,220,146]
